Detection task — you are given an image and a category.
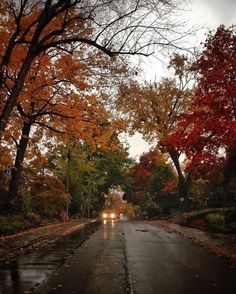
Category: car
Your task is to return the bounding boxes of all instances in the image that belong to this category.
[100,210,118,220]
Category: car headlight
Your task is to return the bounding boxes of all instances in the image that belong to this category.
[103,213,107,218]
[110,213,115,219]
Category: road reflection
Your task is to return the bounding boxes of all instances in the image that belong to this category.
[0,222,98,293]
[0,258,49,294]
[103,219,116,227]
[111,220,115,229]
[102,219,117,240]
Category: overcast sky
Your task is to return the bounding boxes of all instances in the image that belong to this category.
[191,0,236,28]
[127,0,236,159]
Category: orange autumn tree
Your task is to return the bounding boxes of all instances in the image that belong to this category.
[5,53,84,210]
[0,0,191,140]
[107,190,135,219]
[3,43,128,213]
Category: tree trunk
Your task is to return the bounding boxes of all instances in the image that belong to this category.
[0,52,35,141]
[6,121,32,212]
[168,147,190,211]
[222,144,236,206]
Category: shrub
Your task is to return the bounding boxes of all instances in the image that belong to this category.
[223,209,236,224]
[0,218,25,235]
[229,221,236,232]
[191,219,207,229]
[180,215,189,225]
[205,214,225,232]
[31,175,70,217]
[25,211,41,226]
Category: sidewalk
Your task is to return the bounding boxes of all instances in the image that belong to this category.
[0,219,97,262]
[148,220,236,264]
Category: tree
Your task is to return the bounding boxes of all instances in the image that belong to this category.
[167,26,236,205]
[117,54,194,209]
[31,175,70,217]
[49,135,132,216]
[4,45,126,212]
[127,149,176,215]
[94,149,131,196]
[0,0,192,139]
[106,190,136,219]
[148,161,176,203]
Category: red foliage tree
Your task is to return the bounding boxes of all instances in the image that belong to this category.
[131,151,156,204]
[167,26,236,204]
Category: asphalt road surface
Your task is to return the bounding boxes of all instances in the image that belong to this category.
[1,220,236,293]
[35,220,235,294]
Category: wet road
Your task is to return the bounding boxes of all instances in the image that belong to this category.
[0,220,236,294]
